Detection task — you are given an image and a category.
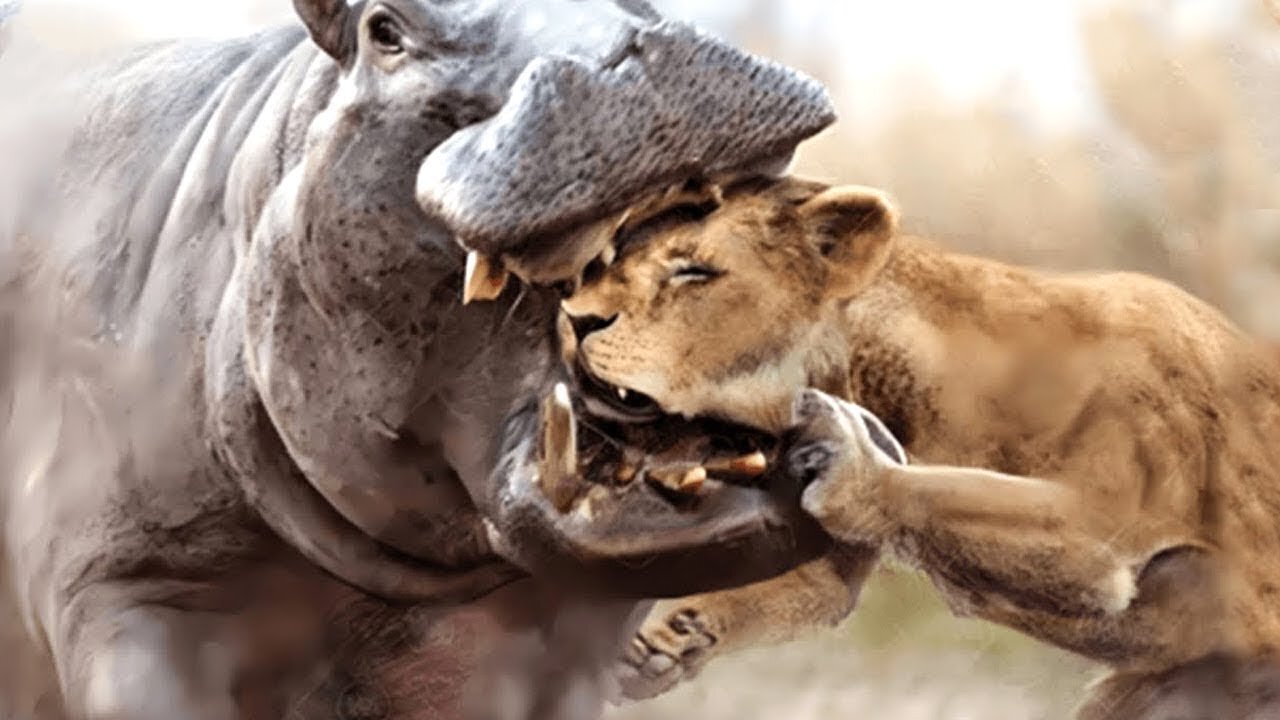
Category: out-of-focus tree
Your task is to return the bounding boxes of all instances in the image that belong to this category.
[1082,2,1280,337]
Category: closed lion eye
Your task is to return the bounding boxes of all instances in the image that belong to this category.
[671,263,723,285]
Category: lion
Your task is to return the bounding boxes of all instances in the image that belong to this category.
[555,176,1280,718]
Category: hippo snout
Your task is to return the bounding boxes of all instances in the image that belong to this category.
[416,18,834,287]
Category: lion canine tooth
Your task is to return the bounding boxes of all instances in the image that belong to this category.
[462,250,510,305]
[539,382,582,511]
[599,244,617,267]
[616,387,629,401]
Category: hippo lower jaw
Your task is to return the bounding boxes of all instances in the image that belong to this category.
[485,383,831,599]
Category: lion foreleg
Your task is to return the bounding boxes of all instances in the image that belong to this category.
[790,389,1226,668]
[616,545,876,700]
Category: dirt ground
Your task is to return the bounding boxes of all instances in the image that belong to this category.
[607,568,1099,720]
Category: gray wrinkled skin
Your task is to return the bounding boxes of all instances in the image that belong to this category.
[417,19,834,261]
[0,2,833,719]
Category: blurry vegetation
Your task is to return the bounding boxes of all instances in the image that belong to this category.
[785,2,1280,339]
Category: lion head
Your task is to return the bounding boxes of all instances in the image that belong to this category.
[560,177,899,433]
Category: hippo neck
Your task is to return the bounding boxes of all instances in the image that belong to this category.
[224,33,344,255]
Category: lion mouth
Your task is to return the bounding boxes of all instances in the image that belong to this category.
[573,359,663,423]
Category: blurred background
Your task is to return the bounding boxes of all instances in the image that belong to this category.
[6,0,1279,718]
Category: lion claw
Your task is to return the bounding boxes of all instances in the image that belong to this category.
[616,606,717,701]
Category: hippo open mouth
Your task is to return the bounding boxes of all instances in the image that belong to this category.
[404,8,839,600]
[490,378,829,598]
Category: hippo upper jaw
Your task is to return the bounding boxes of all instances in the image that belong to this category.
[416,18,834,287]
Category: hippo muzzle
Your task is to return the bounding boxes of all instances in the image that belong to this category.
[413,6,836,597]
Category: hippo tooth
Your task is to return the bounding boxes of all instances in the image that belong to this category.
[614,463,637,484]
[539,382,582,511]
[678,466,707,494]
[705,451,768,478]
[649,465,707,496]
[462,251,510,305]
[730,451,768,477]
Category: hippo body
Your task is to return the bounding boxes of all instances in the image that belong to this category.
[0,26,568,720]
[0,3,833,718]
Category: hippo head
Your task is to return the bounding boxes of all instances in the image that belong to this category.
[267,0,834,599]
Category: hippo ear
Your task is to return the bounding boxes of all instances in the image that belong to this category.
[798,185,899,299]
[293,0,357,64]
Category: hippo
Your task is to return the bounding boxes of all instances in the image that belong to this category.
[0,1,833,718]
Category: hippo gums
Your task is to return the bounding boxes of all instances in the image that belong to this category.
[0,1,835,718]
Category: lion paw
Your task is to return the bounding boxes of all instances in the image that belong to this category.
[788,388,905,542]
[616,606,718,701]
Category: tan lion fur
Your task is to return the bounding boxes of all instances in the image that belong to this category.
[562,177,1280,718]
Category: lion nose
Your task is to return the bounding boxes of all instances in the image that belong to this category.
[568,313,617,344]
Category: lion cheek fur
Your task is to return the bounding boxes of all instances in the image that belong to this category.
[656,326,851,434]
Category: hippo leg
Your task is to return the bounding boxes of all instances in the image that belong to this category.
[57,590,243,720]
[54,574,648,720]
[53,560,341,720]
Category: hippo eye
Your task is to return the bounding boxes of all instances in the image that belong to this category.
[368,13,405,54]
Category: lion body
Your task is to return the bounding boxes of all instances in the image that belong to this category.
[569,178,1280,716]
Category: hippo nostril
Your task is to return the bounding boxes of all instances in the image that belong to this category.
[569,314,617,343]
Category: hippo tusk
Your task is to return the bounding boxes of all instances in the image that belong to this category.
[462,250,510,305]
[539,382,583,511]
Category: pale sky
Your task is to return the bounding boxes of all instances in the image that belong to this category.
[8,0,1247,133]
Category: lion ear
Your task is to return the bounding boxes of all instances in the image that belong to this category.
[798,185,899,298]
[294,0,357,65]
